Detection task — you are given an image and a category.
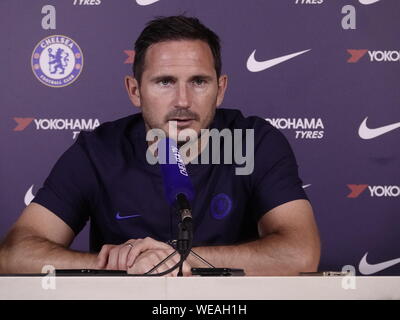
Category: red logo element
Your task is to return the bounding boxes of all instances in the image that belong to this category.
[347,49,368,63]
[13,118,35,131]
[124,50,135,64]
[347,184,369,198]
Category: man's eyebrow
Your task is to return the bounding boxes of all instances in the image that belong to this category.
[150,75,177,82]
[149,74,215,83]
[189,75,214,81]
[190,74,214,82]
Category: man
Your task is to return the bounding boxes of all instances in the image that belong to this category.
[0,16,320,276]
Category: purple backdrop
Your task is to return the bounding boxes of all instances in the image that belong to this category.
[1,0,399,275]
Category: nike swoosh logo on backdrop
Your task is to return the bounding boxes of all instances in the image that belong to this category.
[115,212,141,220]
[359,252,400,275]
[302,184,312,189]
[246,49,311,72]
[24,185,35,206]
[359,0,381,5]
[358,117,400,139]
[136,0,160,5]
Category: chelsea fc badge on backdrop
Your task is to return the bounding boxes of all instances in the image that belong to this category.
[31,35,83,88]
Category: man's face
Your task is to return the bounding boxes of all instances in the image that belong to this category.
[126,40,227,140]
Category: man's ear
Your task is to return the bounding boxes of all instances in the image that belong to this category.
[216,74,228,107]
[125,76,141,108]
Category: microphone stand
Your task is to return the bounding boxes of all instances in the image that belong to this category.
[144,240,215,276]
[176,218,192,276]
[176,193,193,276]
[144,194,215,276]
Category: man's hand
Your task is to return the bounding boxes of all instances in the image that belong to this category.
[97,237,192,276]
[127,248,192,276]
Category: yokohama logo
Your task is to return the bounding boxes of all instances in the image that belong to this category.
[347,184,400,198]
[124,50,135,64]
[265,118,324,129]
[13,118,100,131]
[265,118,325,139]
[347,50,400,63]
[13,118,35,131]
[13,117,100,139]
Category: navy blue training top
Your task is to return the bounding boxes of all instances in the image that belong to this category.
[33,108,308,252]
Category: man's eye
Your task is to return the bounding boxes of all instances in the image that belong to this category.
[193,79,206,86]
[159,79,172,86]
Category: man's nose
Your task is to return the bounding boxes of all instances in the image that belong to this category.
[174,82,190,108]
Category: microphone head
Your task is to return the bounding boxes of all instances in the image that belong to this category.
[157,138,195,205]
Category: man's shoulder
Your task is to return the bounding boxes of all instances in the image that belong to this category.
[76,113,144,149]
[216,108,291,155]
[93,113,143,136]
[215,108,276,135]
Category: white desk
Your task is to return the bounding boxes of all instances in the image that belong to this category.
[0,276,399,300]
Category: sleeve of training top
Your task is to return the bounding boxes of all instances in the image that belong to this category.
[32,133,99,235]
[249,124,308,222]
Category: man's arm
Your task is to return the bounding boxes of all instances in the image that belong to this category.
[0,203,100,273]
[123,199,320,276]
[188,199,321,276]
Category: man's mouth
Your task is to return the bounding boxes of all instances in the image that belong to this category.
[169,118,195,127]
